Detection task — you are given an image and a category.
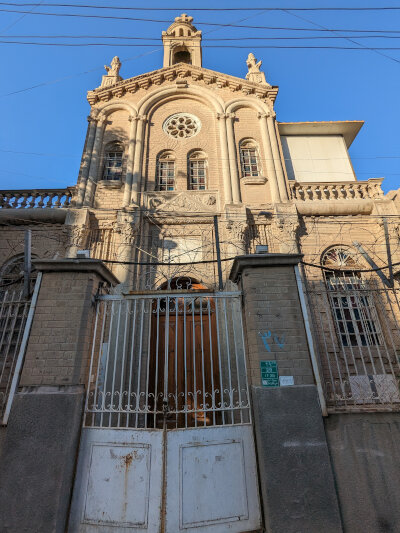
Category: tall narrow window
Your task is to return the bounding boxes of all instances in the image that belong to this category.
[157,152,175,191]
[188,151,207,190]
[102,142,123,181]
[322,246,382,347]
[240,140,260,178]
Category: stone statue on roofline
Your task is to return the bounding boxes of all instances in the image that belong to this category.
[246,53,270,86]
[100,56,123,88]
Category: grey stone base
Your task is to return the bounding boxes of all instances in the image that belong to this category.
[251,385,342,533]
[0,386,84,533]
[325,412,400,533]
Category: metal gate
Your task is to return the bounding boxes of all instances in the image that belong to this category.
[69,291,261,533]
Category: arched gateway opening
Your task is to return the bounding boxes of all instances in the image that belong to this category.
[149,278,220,428]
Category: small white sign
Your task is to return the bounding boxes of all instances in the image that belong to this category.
[279,376,294,387]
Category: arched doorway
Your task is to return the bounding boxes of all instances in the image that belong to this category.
[149,278,220,428]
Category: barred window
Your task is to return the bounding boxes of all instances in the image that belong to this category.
[322,247,382,347]
[157,152,175,191]
[240,141,260,178]
[189,152,207,190]
[102,143,123,181]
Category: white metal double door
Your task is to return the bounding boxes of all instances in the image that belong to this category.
[69,424,261,533]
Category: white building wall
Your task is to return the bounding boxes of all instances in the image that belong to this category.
[281,134,356,182]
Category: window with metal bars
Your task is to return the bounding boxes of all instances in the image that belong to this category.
[157,159,175,191]
[102,144,123,181]
[189,156,206,190]
[322,247,382,347]
[240,141,260,178]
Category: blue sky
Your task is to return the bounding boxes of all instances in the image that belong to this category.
[0,1,399,193]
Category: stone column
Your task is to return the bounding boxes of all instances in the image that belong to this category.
[216,113,233,205]
[0,259,118,533]
[225,112,241,204]
[267,115,289,202]
[64,208,90,258]
[229,254,342,533]
[257,112,281,203]
[83,115,106,207]
[76,114,98,208]
[131,114,147,206]
[122,115,139,207]
[114,208,139,289]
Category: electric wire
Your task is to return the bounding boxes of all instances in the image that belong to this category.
[1,3,400,12]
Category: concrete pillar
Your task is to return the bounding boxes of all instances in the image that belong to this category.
[216,113,233,205]
[131,115,146,206]
[230,253,314,386]
[225,113,241,204]
[229,254,342,533]
[76,114,98,208]
[267,115,289,202]
[257,112,281,203]
[83,115,106,206]
[122,114,138,207]
[0,259,118,533]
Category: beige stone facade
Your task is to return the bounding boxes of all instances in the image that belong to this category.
[1,13,400,408]
[2,14,399,293]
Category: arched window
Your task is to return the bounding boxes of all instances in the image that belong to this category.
[239,140,261,178]
[102,142,124,181]
[157,151,175,191]
[0,254,37,293]
[321,246,382,347]
[188,151,207,190]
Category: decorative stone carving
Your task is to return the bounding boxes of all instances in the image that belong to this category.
[87,64,279,107]
[163,113,201,139]
[117,222,138,245]
[147,192,217,213]
[66,225,88,248]
[273,206,300,253]
[245,53,270,86]
[225,220,247,243]
[101,56,122,88]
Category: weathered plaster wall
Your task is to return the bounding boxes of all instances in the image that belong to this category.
[326,412,400,533]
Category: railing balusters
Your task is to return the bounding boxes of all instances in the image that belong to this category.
[289,178,384,202]
[0,188,76,209]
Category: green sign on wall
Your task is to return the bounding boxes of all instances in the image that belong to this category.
[260,360,279,387]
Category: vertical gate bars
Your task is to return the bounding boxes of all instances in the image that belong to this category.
[304,274,400,410]
[84,291,251,429]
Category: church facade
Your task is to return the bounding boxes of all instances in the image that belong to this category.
[1,13,400,533]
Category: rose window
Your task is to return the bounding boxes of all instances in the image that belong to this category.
[163,113,201,139]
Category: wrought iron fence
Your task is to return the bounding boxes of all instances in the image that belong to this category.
[84,291,250,429]
[0,288,31,419]
[305,274,400,410]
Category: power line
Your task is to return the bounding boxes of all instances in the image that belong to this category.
[7,34,400,40]
[1,3,400,12]
[0,9,400,31]
[3,40,400,50]
[282,8,400,67]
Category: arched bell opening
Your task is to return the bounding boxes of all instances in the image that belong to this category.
[172,47,192,65]
[149,277,220,428]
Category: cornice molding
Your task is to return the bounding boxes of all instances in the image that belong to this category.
[87,63,279,106]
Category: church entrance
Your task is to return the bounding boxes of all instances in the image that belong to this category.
[149,279,220,429]
[68,284,261,533]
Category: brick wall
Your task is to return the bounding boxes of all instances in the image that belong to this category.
[232,255,314,387]
[20,265,113,387]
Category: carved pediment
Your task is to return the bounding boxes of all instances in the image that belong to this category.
[87,63,278,105]
[145,191,218,214]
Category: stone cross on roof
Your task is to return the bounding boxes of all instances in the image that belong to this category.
[175,13,193,24]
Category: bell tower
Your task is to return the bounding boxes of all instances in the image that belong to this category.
[162,13,202,68]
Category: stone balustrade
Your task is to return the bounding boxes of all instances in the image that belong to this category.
[0,188,75,209]
[289,178,384,202]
